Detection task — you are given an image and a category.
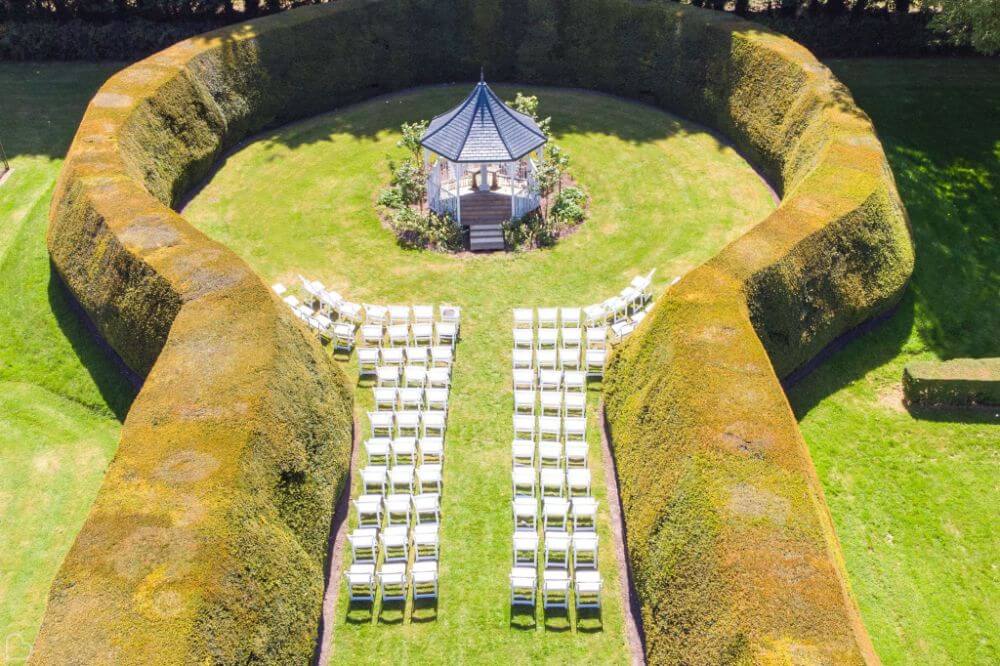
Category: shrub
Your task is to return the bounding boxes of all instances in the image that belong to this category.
[550,186,587,226]
[389,207,463,252]
[903,357,1000,406]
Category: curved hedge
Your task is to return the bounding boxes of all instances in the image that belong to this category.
[34,0,911,663]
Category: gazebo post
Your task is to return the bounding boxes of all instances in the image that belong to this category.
[454,161,461,223]
[509,161,516,219]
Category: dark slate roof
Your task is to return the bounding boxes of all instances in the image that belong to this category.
[420,81,547,163]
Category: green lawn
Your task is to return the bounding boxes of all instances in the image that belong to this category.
[789,59,999,665]
[0,63,134,655]
[182,85,777,663]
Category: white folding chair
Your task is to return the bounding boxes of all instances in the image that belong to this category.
[361,465,387,495]
[413,523,440,560]
[430,345,453,367]
[513,308,534,329]
[559,346,581,371]
[405,346,429,366]
[391,437,417,465]
[373,387,398,412]
[537,307,558,328]
[540,468,565,497]
[369,411,394,438]
[538,440,563,469]
[610,320,636,342]
[567,468,591,497]
[345,563,376,603]
[510,567,537,607]
[560,307,581,328]
[388,305,411,326]
[543,531,571,569]
[379,563,408,603]
[358,348,379,377]
[536,328,558,349]
[380,347,405,366]
[513,530,539,567]
[333,323,356,352]
[403,365,427,388]
[513,413,536,440]
[572,496,598,532]
[536,349,558,370]
[512,466,537,497]
[511,439,535,468]
[542,496,570,531]
[387,323,410,347]
[395,410,421,439]
[512,368,535,390]
[564,417,587,442]
[422,411,446,438]
[560,327,582,348]
[425,387,449,413]
[381,524,409,562]
[389,464,416,495]
[513,328,534,349]
[564,391,586,417]
[413,492,441,524]
[419,436,444,465]
[375,365,400,388]
[435,322,458,347]
[631,268,656,302]
[349,527,378,563]
[363,304,389,327]
[426,367,451,388]
[271,282,287,296]
[411,561,439,601]
[620,285,643,314]
[540,390,563,416]
[412,322,434,346]
[319,289,344,314]
[538,416,562,442]
[583,304,606,328]
[573,532,597,571]
[538,369,562,392]
[514,389,536,415]
[563,370,586,392]
[385,493,412,526]
[353,494,382,527]
[398,387,424,412]
[603,296,629,324]
[283,294,300,310]
[364,437,390,465]
[512,348,533,370]
[410,304,432,324]
[338,301,364,325]
[439,304,461,329]
[417,463,442,494]
[575,570,603,609]
[512,496,538,529]
[565,440,589,468]
[585,327,607,349]
[585,348,607,377]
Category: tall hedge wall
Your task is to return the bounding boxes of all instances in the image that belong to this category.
[35,0,910,663]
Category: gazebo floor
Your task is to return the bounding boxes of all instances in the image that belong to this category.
[458,190,513,227]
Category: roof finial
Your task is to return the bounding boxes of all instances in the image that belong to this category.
[480,65,485,83]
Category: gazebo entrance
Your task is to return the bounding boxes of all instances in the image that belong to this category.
[421,77,547,251]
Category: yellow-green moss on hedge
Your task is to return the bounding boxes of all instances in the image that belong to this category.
[35,1,911,662]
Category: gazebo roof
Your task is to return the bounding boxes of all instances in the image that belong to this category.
[420,80,547,163]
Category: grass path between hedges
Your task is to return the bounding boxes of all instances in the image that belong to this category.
[182,84,777,663]
[789,59,1000,665]
[0,62,135,657]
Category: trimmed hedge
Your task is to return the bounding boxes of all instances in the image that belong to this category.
[35,0,911,663]
[903,358,1000,406]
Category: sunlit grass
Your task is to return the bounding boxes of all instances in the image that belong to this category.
[183,84,777,663]
[790,59,1000,665]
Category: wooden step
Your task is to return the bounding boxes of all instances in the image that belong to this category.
[469,224,505,251]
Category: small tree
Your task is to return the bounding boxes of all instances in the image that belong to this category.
[508,93,552,138]
[931,0,1000,54]
[398,120,429,163]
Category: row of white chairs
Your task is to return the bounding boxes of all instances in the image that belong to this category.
[513,326,607,350]
[359,321,458,348]
[512,528,599,570]
[359,346,454,372]
[512,438,589,469]
[371,364,452,389]
[364,437,444,466]
[370,388,450,414]
[513,467,593,498]
[513,414,587,442]
[369,410,447,439]
[510,568,602,610]
[359,466,443,497]
[513,496,598,532]
[514,389,586,417]
[513,347,606,377]
[353,491,441,526]
[511,270,654,331]
[514,369,586,392]
[349,523,440,564]
[346,560,439,603]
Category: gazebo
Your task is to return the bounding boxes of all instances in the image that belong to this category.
[421,77,547,250]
